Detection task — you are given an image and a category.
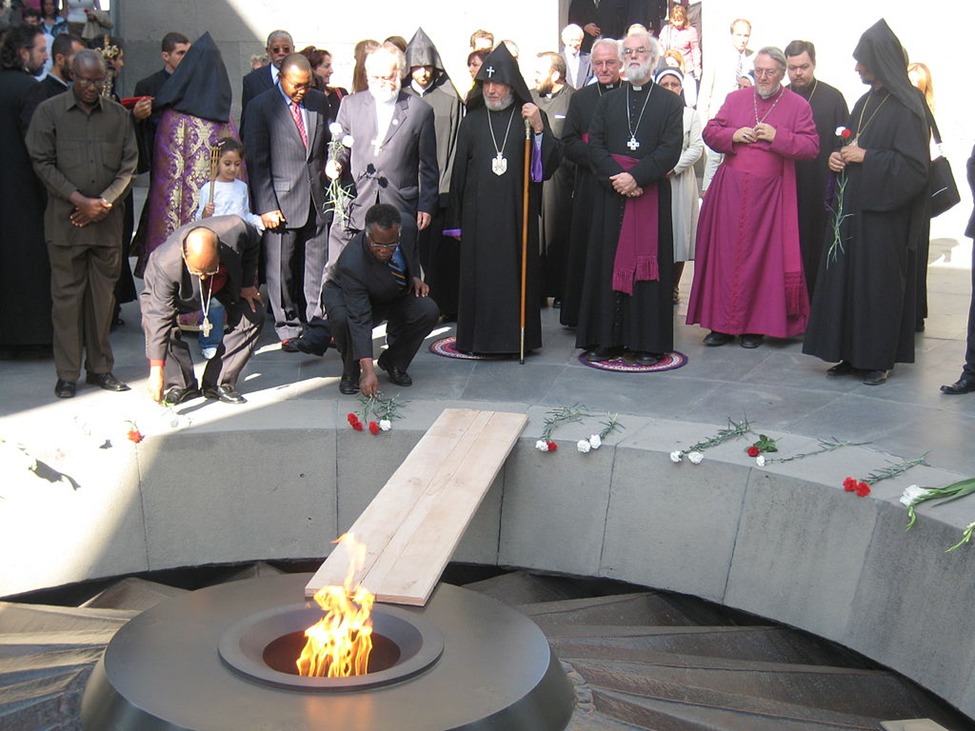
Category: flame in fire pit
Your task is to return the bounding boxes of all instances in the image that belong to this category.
[296,533,375,677]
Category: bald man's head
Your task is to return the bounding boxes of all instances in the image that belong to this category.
[182,227,220,278]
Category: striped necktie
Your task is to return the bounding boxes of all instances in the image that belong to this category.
[388,246,407,288]
[290,101,308,148]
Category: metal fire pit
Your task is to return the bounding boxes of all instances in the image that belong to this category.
[80,573,574,731]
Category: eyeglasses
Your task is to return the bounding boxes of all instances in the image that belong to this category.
[622,47,649,57]
[367,234,400,250]
[753,68,782,79]
[75,77,106,88]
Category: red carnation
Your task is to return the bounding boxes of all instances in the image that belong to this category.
[547,441,558,452]
[368,421,380,435]
[746,445,760,457]
[351,420,363,432]
[127,429,143,443]
[843,476,857,492]
[855,481,871,497]
[347,413,357,425]
[841,128,852,139]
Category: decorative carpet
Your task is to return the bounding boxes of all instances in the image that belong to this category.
[577,350,688,373]
[429,336,513,360]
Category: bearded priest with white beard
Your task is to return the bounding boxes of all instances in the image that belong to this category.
[574,31,683,366]
[686,46,818,350]
[445,43,559,355]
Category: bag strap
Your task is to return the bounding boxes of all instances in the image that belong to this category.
[923,103,943,147]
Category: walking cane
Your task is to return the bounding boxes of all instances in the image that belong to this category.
[519,118,532,364]
[208,144,220,211]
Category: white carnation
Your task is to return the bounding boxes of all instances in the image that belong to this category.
[379,419,392,432]
[755,455,766,467]
[835,126,846,136]
[688,451,704,465]
[670,450,683,463]
[328,122,343,136]
[535,440,549,452]
[341,134,354,148]
[325,159,341,180]
[577,439,591,453]
[589,434,602,449]
[899,484,933,507]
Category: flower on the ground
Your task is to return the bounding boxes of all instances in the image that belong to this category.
[670,450,683,463]
[746,445,760,457]
[688,451,704,465]
[368,421,380,435]
[843,476,858,492]
[379,419,392,432]
[127,428,143,443]
[547,441,558,452]
[536,439,550,452]
[855,481,871,497]
[756,455,766,467]
[899,484,934,507]
[577,439,592,453]
[589,434,602,449]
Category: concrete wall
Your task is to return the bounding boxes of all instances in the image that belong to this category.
[2,406,975,720]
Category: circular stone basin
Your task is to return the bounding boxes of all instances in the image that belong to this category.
[217,601,444,691]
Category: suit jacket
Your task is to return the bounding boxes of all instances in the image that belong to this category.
[568,0,627,53]
[134,68,170,98]
[244,86,329,229]
[140,215,260,362]
[334,89,439,230]
[240,64,276,135]
[561,50,592,90]
[323,229,422,361]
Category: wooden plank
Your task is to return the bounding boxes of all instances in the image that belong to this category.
[305,409,527,602]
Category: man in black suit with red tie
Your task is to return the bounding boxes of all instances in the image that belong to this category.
[244,53,330,349]
[304,204,438,395]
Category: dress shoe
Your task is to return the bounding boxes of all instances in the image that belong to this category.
[339,375,360,395]
[584,346,623,362]
[378,360,413,387]
[163,385,202,405]
[294,336,327,356]
[739,334,764,349]
[55,379,76,398]
[703,331,733,347]
[633,351,661,366]
[280,338,301,353]
[85,371,130,392]
[203,384,247,404]
[826,360,857,377]
[940,376,975,395]
[862,369,890,386]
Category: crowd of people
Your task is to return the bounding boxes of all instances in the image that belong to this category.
[2,1,974,407]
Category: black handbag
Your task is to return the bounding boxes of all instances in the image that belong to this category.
[925,108,961,217]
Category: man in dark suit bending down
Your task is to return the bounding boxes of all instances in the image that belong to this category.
[244,53,330,349]
[303,204,439,396]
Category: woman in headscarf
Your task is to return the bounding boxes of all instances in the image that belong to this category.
[134,32,239,275]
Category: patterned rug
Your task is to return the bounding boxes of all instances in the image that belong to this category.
[577,350,688,373]
[429,337,514,360]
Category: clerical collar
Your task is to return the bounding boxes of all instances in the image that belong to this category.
[411,80,431,96]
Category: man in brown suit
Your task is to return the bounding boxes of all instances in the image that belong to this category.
[27,49,138,398]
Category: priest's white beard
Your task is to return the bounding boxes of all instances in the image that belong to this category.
[485,90,514,112]
[369,80,401,104]
[625,60,654,84]
[757,83,781,99]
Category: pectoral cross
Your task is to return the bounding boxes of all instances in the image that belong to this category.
[485,66,495,78]
[201,317,213,337]
[627,136,640,151]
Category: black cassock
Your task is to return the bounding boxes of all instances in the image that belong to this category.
[803,89,929,371]
[790,80,849,298]
[446,106,559,354]
[533,86,575,301]
[575,82,683,354]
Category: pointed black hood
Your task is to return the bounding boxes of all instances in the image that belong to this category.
[468,42,532,110]
[853,19,926,122]
[153,32,232,123]
[405,27,459,99]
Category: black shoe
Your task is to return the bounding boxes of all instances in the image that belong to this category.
[941,376,975,395]
[85,371,130,392]
[339,375,359,395]
[633,351,661,366]
[163,385,202,404]
[584,346,623,362]
[294,336,327,356]
[55,379,76,398]
[703,331,733,346]
[826,361,857,377]
[280,338,301,353]
[378,359,413,387]
[552,298,562,308]
[203,384,246,404]
[739,334,764,349]
[862,369,890,386]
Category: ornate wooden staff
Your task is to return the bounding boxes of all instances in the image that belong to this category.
[519,119,531,365]
[208,144,220,212]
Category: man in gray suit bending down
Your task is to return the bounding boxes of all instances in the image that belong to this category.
[244,53,329,350]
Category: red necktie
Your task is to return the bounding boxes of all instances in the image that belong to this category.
[290,101,307,148]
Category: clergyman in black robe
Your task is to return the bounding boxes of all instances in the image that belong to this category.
[803,19,930,386]
[445,44,559,355]
[0,26,52,358]
[531,52,575,304]
[559,38,623,328]
[785,40,850,299]
[575,32,683,364]
[403,27,463,320]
